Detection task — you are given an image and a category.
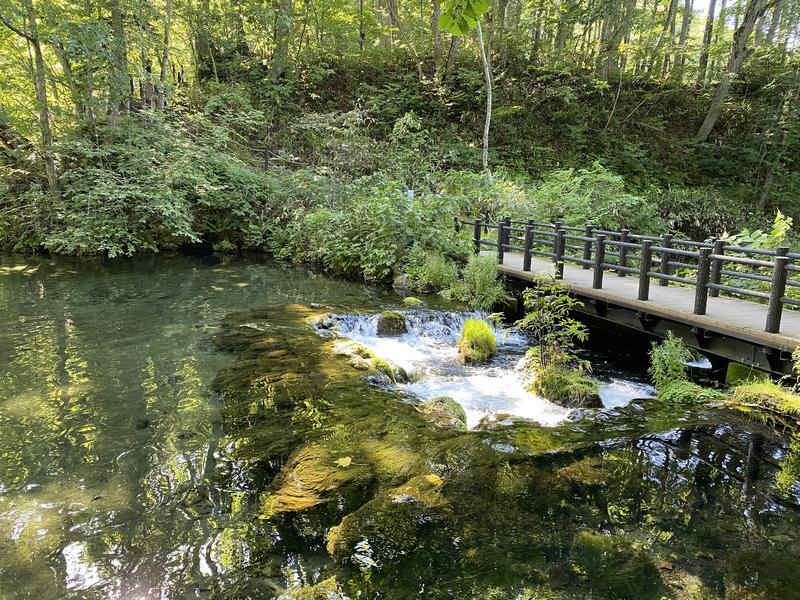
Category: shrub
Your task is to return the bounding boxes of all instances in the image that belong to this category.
[402,246,459,292]
[457,319,497,364]
[448,255,507,311]
[648,332,698,389]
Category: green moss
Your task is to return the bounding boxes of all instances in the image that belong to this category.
[558,456,609,485]
[402,296,424,306]
[529,363,601,408]
[725,362,770,386]
[657,380,728,405]
[373,357,409,384]
[421,396,467,429]
[457,318,497,364]
[377,310,407,336]
[730,381,800,426]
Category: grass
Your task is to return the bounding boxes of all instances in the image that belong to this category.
[657,380,728,405]
[730,381,800,427]
[529,363,601,408]
[457,318,497,364]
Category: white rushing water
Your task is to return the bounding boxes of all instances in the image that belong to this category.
[319,311,653,429]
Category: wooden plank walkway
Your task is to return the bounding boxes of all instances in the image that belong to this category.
[491,251,800,352]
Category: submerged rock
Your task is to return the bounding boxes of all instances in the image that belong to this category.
[376,310,407,336]
[402,296,424,306]
[421,396,467,429]
[331,340,408,384]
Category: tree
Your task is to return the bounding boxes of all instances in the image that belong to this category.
[696,0,777,141]
[0,0,59,200]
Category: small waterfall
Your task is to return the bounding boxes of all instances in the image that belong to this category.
[316,310,654,429]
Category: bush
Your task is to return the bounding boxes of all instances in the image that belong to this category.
[448,255,507,311]
[402,246,459,292]
[457,319,497,364]
[648,332,698,389]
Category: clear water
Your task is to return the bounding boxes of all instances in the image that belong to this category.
[1,254,799,599]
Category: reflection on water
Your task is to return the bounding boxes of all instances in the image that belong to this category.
[1,254,799,599]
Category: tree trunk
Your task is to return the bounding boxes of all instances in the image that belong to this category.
[432,0,441,59]
[696,0,718,86]
[765,0,782,42]
[695,0,776,141]
[2,1,60,200]
[270,0,293,81]
[157,0,173,110]
[387,0,423,77]
[675,0,693,69]
[476,21,493,182]
[108,0,129,118]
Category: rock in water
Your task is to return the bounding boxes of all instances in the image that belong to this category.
[376,310,407,336]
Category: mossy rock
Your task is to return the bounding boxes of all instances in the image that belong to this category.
[558,456,609,486]
[530,364,601,408]
[725,362,770,386]
[457,318,497,364]
[569,531,666,599]
[372,357,409,384]
[657,380,728,405]
[730,381,800,426]
[377,310,407,336]
[421,396,467,429]
[402,296,424,306]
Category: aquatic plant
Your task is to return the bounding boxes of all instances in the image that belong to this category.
[402,296,424,306]
[376,310,407,336]
[648,332,698,389]
[447,254,507,311]
[457,318,497,364]
[657,380,728,405]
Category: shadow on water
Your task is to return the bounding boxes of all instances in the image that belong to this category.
[1,254,800,599]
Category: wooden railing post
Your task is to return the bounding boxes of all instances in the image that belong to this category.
[552,222,561,258]
[473,219,482,255]
[593,234,606,289]
[582,225,594,269]
[555,229,566,279]
[659,233,673,286]
[766,247,790,333]
[638,240,653,300]
[523,219,533,272]
[694,248,711,315]
[709,239,724,297]
[617,229,630,277]
[497,221,506,264]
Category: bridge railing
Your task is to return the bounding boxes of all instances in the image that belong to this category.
[463,217,800,335]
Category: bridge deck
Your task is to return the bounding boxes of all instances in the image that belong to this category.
[492,251,800,352]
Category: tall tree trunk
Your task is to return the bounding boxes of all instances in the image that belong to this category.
[108,0,129,118]
[709,0,727,78]
[359,0,365,52]
[270,0,293,81]
[765,0,782,42]
[157,0,173,110]
[675,0,693,69]
[476,21,493,182]
[387,0,423,77]
[432,0,441,59]
[1,2,59,200]
[696,0,776,141]
[696,0,718,86]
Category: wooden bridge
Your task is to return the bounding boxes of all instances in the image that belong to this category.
[465,217,800,374]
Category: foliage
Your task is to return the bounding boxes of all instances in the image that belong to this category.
[648,332,699,390]
[402,246,460,292]
[515,277,590,370]
[447,255,507,311]
[528,164,662,233]
[457,318,497,364]
[730,381,800,428]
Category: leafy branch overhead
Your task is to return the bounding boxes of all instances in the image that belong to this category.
[438,0,491,35]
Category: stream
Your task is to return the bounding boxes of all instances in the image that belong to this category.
[1,254,799,599]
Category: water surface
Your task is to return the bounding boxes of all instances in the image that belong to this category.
[1,254,799,599]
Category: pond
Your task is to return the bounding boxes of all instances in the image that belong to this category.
[1,254,799,599]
